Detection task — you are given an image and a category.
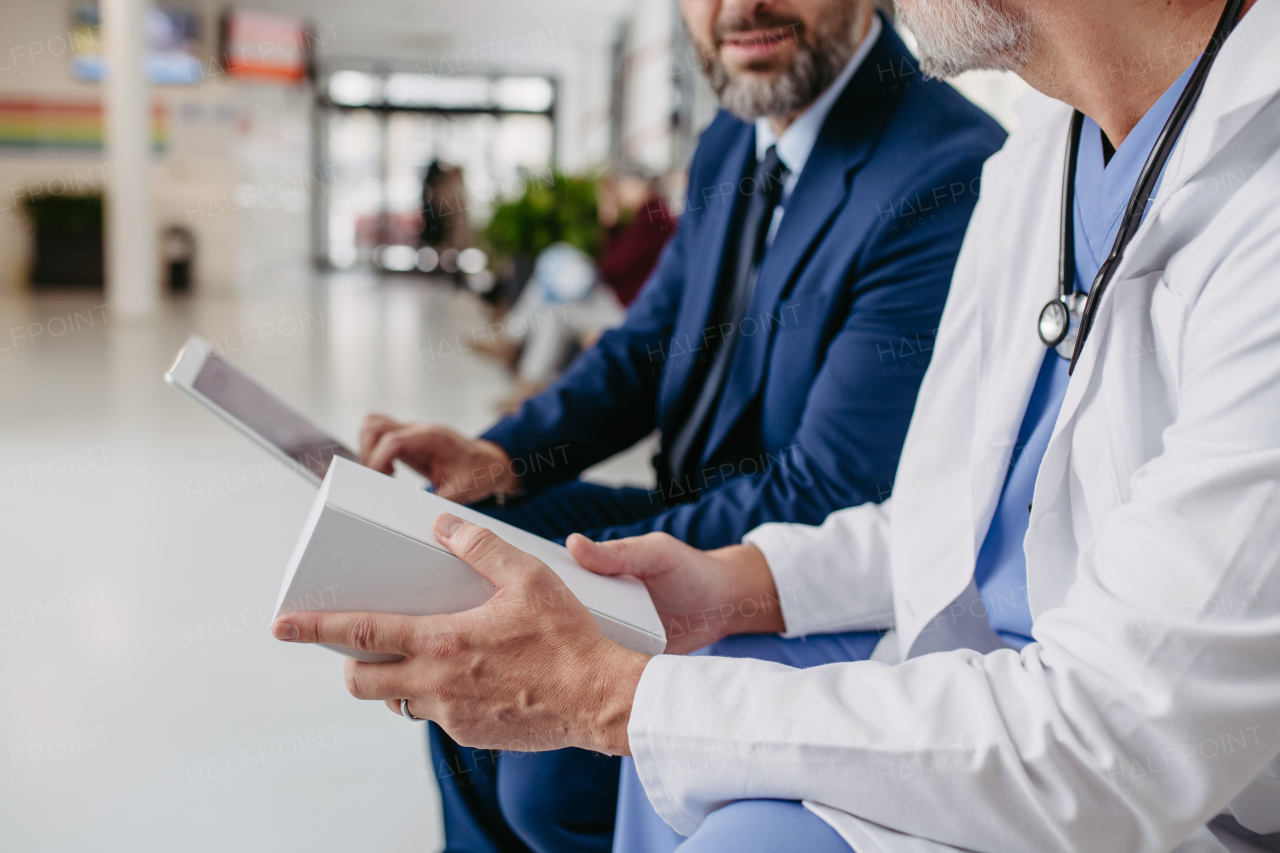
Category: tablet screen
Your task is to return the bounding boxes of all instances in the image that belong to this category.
[192,352,357,479]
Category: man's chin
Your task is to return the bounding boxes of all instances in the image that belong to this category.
[721,61,791,87]
[714,36,793,70]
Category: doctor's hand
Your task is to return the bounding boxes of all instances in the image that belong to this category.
[359,414,520,503]
[270,514,647,756]
[567,533,784,655]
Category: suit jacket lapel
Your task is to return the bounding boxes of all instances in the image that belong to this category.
[659,129,755,424]
[700,30,907,462]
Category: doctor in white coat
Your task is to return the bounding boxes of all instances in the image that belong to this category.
[272,0,1280,850]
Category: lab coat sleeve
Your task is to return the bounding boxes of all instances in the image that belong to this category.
[629,180,1280,851]
[743,499,895,637]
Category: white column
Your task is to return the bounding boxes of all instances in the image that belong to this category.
[102,0,158,319]
[621,0,676,171]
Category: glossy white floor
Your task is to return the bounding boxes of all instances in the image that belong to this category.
[0,276,653,852]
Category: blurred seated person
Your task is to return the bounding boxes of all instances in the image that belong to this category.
[597,167,678,309]
[495,168,678,402]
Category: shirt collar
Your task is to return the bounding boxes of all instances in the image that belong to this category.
[754,13,882,176]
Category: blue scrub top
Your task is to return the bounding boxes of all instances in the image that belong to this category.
[974,62,1196,648]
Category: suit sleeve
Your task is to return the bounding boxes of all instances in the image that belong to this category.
[629,159,1280,851]
[585,156,983,553]
[479,215,685,491]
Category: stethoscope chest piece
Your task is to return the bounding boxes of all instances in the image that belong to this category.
[1039,291,1087,360]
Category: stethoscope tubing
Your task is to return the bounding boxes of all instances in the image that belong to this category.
[1050,0,1248,374]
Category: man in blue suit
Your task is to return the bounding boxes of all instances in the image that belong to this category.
[358,1,1004,850]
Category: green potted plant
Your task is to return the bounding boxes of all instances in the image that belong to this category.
[483,172,598,306]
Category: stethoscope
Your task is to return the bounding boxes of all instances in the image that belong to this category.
[1037,0,1248,372]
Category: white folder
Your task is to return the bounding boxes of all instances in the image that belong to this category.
[275,458,667,662]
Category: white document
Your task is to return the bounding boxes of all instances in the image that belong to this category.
[275,458,667,662]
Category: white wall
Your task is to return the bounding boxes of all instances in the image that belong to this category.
[948,69,1032,131]
[619,0,677,172]
[228,84,314,294]
[556,27,615,173]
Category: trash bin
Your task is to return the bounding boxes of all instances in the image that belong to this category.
[162,225,195,294]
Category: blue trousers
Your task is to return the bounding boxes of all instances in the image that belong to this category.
[430,479,672,853]
[615,631,880,853]
[674,800,854,852]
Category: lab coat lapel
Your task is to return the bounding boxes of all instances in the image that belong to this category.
[966,262,1056,554]
[965,115,1067,558]
[891,117,1066,656]
[1156,0,1280,204]
[1024,296,1104,615]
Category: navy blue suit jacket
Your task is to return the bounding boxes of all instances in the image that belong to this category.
[483,25,1006,549]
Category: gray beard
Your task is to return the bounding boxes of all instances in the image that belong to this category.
[703,16,862,121]
[894,0,1031,79]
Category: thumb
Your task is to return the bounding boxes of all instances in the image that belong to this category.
[567,532,674,580]
[433,513,542,588]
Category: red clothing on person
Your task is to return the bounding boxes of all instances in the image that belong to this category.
[598,197,677,307]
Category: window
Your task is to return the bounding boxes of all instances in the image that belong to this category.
[318,69,556,271]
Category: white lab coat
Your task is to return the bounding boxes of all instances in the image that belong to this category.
[626,4,1280,851]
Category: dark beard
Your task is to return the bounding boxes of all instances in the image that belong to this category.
[701,6,864,121]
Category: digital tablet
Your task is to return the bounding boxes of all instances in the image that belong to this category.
[164,334,357,486]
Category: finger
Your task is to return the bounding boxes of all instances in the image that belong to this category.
[567,532,679,579]
[358,414,384,456]
[566,534,629,575]
[383,698,429,719]
[342,657,414,702]
[272,610,421,656]
[359,414,398,462]
[433,514,546,589]
[426,430,482,498]
[365,426,418,475]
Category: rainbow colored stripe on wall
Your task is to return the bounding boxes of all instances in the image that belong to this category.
[0,99,167,152]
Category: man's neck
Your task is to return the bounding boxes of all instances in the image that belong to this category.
[767,109,801,138]
[1019,0,1257,149]
[766,4,877,136]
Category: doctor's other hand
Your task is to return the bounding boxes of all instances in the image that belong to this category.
[270,514,648,756]
[359,414,520,503]
[567,532,784,655]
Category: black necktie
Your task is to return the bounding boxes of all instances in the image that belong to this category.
[667,145,789,487]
